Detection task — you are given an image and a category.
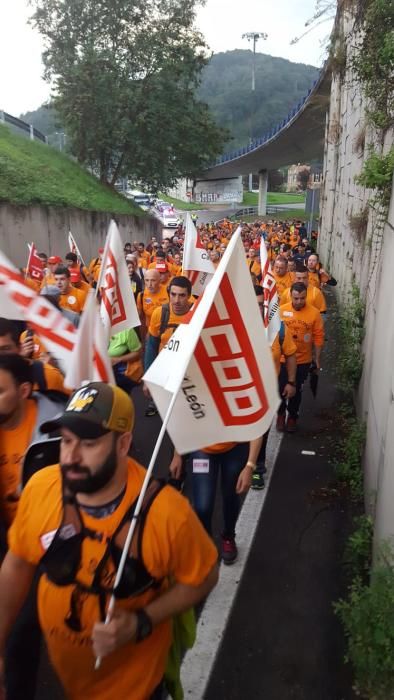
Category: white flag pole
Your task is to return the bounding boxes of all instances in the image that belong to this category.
[95,385,180,670]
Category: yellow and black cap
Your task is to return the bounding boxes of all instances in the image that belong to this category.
[40,382,134,439]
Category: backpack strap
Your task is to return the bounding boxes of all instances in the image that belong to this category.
[159,303,171,338]
[136,479,167,558]
[31,361,48,393]
[279,320,286,351]
[79,263,89,284]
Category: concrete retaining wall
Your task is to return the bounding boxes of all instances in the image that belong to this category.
[0,204,161,268]
[193,177,243,204]
[318,7,394,543]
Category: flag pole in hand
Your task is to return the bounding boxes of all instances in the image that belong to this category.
[94,387,179,670]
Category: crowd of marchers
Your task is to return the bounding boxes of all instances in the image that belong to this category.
[0,215,336,700]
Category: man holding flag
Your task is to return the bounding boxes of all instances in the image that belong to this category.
[0,382,218,700]
[144,227,280,560]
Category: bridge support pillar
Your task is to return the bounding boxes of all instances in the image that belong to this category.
[258,170,268,216]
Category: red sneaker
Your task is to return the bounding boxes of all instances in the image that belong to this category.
[221,537,238,565]
[286,416,297,433]
[276,413,286,432]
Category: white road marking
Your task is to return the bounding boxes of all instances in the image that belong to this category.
[181,429,284,699]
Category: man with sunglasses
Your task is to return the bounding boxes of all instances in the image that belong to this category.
[0,382,218,700]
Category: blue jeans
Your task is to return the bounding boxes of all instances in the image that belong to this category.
[189,443,248,539]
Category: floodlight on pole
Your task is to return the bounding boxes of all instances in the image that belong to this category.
[242,31,268,191]
[242,32,268,91]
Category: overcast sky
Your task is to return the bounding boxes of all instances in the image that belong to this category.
[1,0,334,116]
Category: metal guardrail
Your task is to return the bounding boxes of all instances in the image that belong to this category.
[212,66,326,167]
[215,203,307,225]
[0,110,47,144]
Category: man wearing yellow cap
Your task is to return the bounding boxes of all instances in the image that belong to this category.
[0,382,218,700]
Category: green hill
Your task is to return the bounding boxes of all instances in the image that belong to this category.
[0,124,142,214]
[198,50,319,148]
[21,51,319,153]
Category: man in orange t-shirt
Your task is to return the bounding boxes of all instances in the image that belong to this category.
[250,285,297,487]
[306,253,337,289]
[0,382,218,700]
[137,269,169,339]
[279,282,325,431]
[0,354,60,700]
[55,265,86,314]
[143,276,192,417]
[247,248,261,278]
[280,266,327,314]
[272,256,294,299]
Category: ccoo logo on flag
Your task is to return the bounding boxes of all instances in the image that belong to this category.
[101,250,127,325]
[194,274,269,426]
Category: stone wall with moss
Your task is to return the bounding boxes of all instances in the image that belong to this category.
[319,0,394,544]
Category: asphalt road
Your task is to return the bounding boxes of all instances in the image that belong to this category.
[204,289,356,700]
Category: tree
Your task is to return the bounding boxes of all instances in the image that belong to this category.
[297,166,311,191]
[268,169,284,192]
[30,0,228,189]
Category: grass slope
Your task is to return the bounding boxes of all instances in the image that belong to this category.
[234,208,306,223]
[0,125,142,215]
[243,191,306,206]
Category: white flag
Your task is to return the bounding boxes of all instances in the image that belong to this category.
[0,252,114,385]
[98,221,140,335]
[143,228,280,454]
[68,231,86,267]
[182,214,215,296]
[64,290,115,389]
[259,237,281,346]
[0,251,76,370]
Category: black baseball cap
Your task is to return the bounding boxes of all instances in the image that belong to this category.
[40,382,134,439]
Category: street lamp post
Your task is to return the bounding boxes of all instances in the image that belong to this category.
[242,32,268,193]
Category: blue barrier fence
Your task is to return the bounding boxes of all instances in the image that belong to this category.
[213,69,324,166]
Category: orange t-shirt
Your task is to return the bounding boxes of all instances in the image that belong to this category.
[137,289,169,324]
[247,260,261,278]
[19,330,47,359]
[137,256,148,270]
[0,398,38,526]
[9,459,217,700]
[280,302,325,364]
[25,277,41,292]
[308,269,330,289]
[58,286,86,314]
[280,285,327,313]
[203,442,237,454]
[148,305,191,351]
[40,272,56,289]
[88,258,102,283]
[273,272,294,298]
[271,325,297,374]
[170,264,183,277]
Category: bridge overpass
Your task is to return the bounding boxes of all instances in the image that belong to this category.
[198,63,332,214]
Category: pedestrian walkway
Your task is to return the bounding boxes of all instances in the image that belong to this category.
[199,292,356,699]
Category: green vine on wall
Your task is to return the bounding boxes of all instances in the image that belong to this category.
[351,0,394,133]
[355,148,394,209]
[349,0,394,268]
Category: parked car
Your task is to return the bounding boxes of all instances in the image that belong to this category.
[162,211,179,228]
[128,190,152,207]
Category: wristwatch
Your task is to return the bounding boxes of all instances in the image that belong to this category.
[135,609,153,643]
[246,461,257,472]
